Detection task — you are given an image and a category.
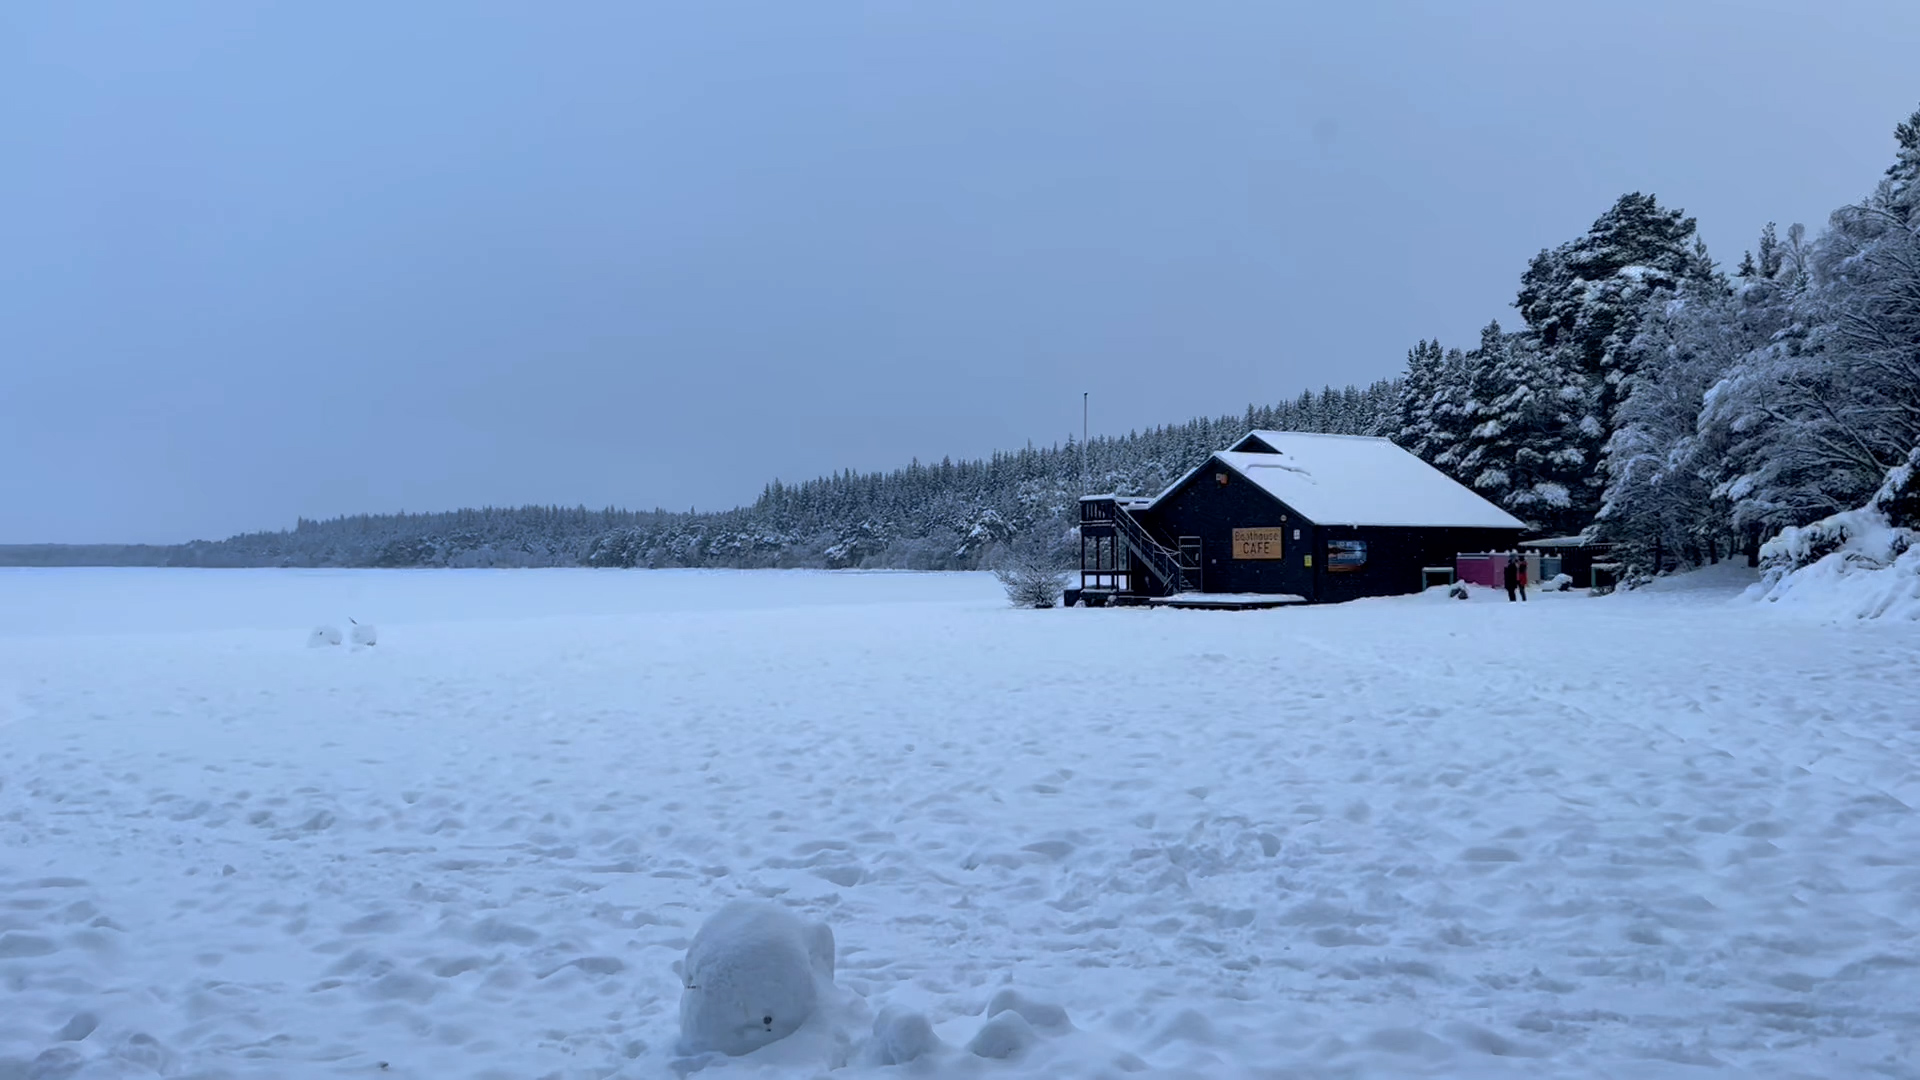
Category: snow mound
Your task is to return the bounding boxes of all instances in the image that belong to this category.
[1750,451,1920,620]
[951,990,1115,1068]
[858,1008,942,1066]
[306,625,342,647]
[967,1010,1038,1059]
[677,901,837,1058]
[987,988,1073,1031]
[348,621,378,647]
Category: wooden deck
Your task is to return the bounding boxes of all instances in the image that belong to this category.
[1146,592,1309,611]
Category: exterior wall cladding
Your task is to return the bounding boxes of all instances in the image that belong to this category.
[1144,462,1521,602]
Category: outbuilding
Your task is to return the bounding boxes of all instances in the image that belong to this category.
[1074,430,1525,606]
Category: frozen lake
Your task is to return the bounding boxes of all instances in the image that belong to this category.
[2,567,1918,1078]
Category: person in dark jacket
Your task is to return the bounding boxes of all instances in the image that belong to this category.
[1516,555,1529,601]
[1503,554,1520,602]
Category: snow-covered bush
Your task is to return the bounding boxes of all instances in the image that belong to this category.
[677,901,837,1057]
[995,563,1069,609]
[1760,509,1897,577]
[1750,447,1920,619]
[1548,572,1574,591]
[1878,446,1920,531]
[991,531,1072,609]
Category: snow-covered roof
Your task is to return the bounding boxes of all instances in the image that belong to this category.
[1152,431,1527,530]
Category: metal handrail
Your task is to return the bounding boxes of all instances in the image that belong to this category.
[1108,505,1188,592]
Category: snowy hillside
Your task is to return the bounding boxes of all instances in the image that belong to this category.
[2,569,1918,1078]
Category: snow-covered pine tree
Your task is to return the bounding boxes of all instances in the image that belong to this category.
[1362,379,1399,437]
[1757,222,1786,281]
[1394,339,1448,459]
[1453,321,1593,534]
[1516,193,1708,404]
[1889,105,1920,205]
[1426,347,1477,480]
[1513,193,1711,524]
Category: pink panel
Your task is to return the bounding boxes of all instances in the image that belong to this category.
[1454,553,1504,588]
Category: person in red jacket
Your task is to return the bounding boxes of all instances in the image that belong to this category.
[1504,553,1530,602]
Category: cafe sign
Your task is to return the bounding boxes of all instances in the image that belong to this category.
[1232,528,1285,560]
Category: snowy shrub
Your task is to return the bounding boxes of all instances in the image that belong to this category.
[991,531,1072,609]
[995,563,1069,609]
[1761,509,1891,577]
[677,901,837,1058]
[1880,446,1920,531]
[1549,572,1574,591]
[1762,448,1919,576]
[1447,582,1470,600]
[1750,448,1920,619]
[306,625,342,647]
[1753,538,1920,621]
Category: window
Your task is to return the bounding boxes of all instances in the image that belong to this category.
[1326,539,1368,572]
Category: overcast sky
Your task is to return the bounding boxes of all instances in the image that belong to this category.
[4,2,1917,543]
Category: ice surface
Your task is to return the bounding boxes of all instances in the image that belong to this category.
[0,566,1917,1078]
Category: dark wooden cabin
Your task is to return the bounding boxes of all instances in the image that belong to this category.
[1520,535,1615,590]
[1072,430,1525,606]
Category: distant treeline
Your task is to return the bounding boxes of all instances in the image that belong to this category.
[2,383,1399,571]
[0,544,182,568]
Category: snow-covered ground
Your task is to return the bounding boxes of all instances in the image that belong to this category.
[3,567,1918,1079]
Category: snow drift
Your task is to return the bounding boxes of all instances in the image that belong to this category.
[1750,447,1920,620]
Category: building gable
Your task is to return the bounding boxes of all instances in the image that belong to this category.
[1227,432,1281,454]
[1154,454,1309,526]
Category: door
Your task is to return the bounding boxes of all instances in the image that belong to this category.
[1177,537,1202,593]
